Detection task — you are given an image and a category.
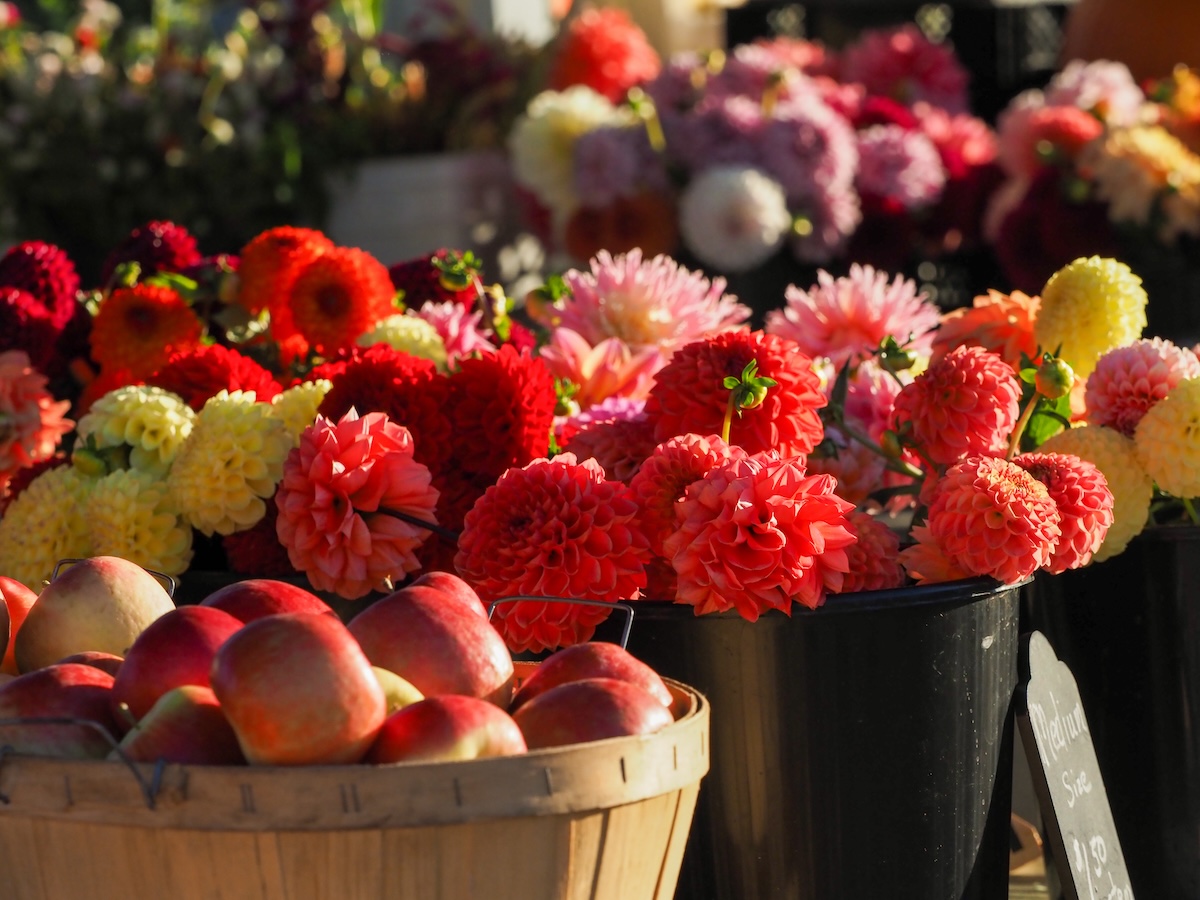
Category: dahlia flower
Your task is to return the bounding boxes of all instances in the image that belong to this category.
[414,301,496,364]
[271,379,332,443]
[805,426,888,506]
[646,330,826,457]
[1013,452,1113,574]
[75,385,195,477]
[678,165,793,273]
[0,350,73,490]
[839,24,970,114]
[891,345,1022,465]
[855,124,947,210]
[901,455,1061,584]
[0,240,80,329]
[101,220,201,284]
[454,454,650,652]
[1038,424,1153,561]
[275,409,440,600]
[289,247,397,357]
[1035,257,1149,378]
[388,252,477,308]
[664,455,856,618]
[629,433,748,556]
[1085,338,1200,436]
[86,469,193,577]
[760,96,859,201]
[236,226,334,316]
[358,313,448,369]
[222,498,298,578]
[788,185,862,264]
[0,287,60,369]
[564,412,658,484]
[537,329,663,408]
[837,511,906,593]
[767,264,940,369]
[148,344,283,411]
[547,7,661,102]
[1134,377,1200,499]
[0,465,96,590]
[932,289,1040,368]
[167,390,291,536]
[89,284,204,378]
[573,126,665,208]
[1043,59,1144,127]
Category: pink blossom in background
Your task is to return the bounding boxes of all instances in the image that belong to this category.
[573,125,668,208]
[789,185,862,264]
[856,124,947,210]
[1044,59,1144,126]
[761,95,859,201]
[838,24,970,114]
[414,300,496,364]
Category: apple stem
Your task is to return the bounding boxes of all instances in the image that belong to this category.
[377,506,460,545]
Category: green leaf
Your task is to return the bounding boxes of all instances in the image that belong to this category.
[1023,394,1074,450]
[723,376,741,389]
[1019,366,1037,384]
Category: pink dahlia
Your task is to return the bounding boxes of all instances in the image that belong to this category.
[275,409,440,600]
[414,300,496,364]
[0,351,73,492]
[664,455,856,618]
[537,329,663,409]
[932,289,1040,368]
[629,433,748,555]
[1014,452,1114,574]
[1084,338,1200,437]
[1043,59,1144,127]
[645,330,826,458]
[767,264,940,369]
[564,412,659,484]
[892,345,1022,466]
[454,454,651,653]
[837,511,906,593]
[550,249,750,358]
[547,7,661,102]
[149,344,283,411]
[855,124,947,210]
[901,455,1061,584]
[0,241,80,329]
[843,357,906,442]
[839,24,971,114]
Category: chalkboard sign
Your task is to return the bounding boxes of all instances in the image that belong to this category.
[1017,631,1134,900]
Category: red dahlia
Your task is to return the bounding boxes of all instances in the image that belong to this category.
[388,250,477,307]
[0,287,60,369]
[0,240,80,329]
[547,7,661,102]
[564,413,659,484]
[149,344,283,411]
[645,330,827,458]
[100,220,202,285]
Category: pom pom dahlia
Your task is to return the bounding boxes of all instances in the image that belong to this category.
[564,412,659,484]
[892,345,1022,465]
[86,469,194,577]
[0,465,96,590]
[149,344,283,411]
[678,165,794,273]
[645,330,827,458]
[0,350,73,491]
[89,284,204,378]
[1085,338,1200,437]
[454,454,650,652]
[664,455,856,618]
[837,511,906,593]
[1134,377,1200,499]
[289,247,397,357]
[275,409,440,600]
[901,454,1061,584]
[1013,452,1113,574]
[75,385,195,477]
[237,226,334,316]
[547,7,661,103]
[168,390,291,536]
[271,379,333,444]
[0,240,80,330]
[100,220,201,285]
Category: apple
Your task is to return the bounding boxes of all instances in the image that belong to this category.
[511,678,675,750]
[210,612,387,766]
[0,576,35,675]
[371,666,424,715]
[365,695,527,764]
[348,585,515,706]
[510,642,673,712]
[199,578,335,623]
[0,663,120,758]
[409,571,487,616]
[111,605,244,726]
[56,651,124,678]
[15,556,175,673]
[113,685,245,766]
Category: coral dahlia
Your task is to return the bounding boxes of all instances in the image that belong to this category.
[1013,451,1113,574]
[89,284,204,378]
[564,412,659,484]
[1085,338,1200,437]
[932,289,1040,368]
[837,511,906,593]
[0,350,73,491]
[454,454,650,652]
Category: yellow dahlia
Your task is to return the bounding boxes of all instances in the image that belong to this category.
[1134,377,1200,499]
[0,465,96,589]
[1035,257,1147,377]
[87,469,193,576]
[357,314,448,369]
[270,379,332,444]
[167,390,291,536]
[1038,424,1153,561]
[75,385,195,477]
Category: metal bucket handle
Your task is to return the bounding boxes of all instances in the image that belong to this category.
[51,559,178,599]
[487,597,636,650]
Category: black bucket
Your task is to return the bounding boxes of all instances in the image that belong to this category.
[623,576,1022,900]
[1022,524,1200,900]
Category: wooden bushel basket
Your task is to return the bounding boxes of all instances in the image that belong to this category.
[0,666,708,900]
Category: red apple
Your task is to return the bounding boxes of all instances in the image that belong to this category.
[409,571,487,616]
[510,642,673,711]
[365,695,527,764]
[348,585,515,706]
[210,612,386,765]
[511,678,675,750]
[111,605,244,727]
[0,576,35,676]
[0,663,120,758]
[56,651,124,678]
[199,578,334,623]
[113,685,245,766]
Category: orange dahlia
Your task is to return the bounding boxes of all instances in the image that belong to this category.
[89,283,203,378]
[892,345,1022,466]
[454,454,650,653]
[931,289,1040,368]
[236,226,333,316]
[902,454,1061,584]
[288,247,397,357]
[837,511,906,593]
[1013,451,1113,574]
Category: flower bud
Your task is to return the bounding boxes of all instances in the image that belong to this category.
[738,383,770,410]
[1035,355,1075,399]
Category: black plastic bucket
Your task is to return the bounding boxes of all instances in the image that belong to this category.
[1023,524,1200,900]
[624,576,1023,900]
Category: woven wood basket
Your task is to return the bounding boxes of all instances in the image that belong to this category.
[0,667,708,900]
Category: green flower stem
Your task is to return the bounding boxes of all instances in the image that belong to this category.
[1006,393,1042,460]
[838,419,925,480]
[1183,497,1199,525]
[721,392,736,443]
[377,506,460,545]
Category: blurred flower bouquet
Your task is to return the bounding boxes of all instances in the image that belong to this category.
[508,23,1002,286]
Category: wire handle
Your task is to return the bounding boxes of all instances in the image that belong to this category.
[51,558,177,599]
[0,716,165,810]
[487,596,636,650]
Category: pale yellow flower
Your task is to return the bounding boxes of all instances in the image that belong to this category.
[87,469,193,577]
[271,379,332,444]
[358,314,448,369]
[0,465,97,590]
[1134,376,1200,498]
[76,384,195,477]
